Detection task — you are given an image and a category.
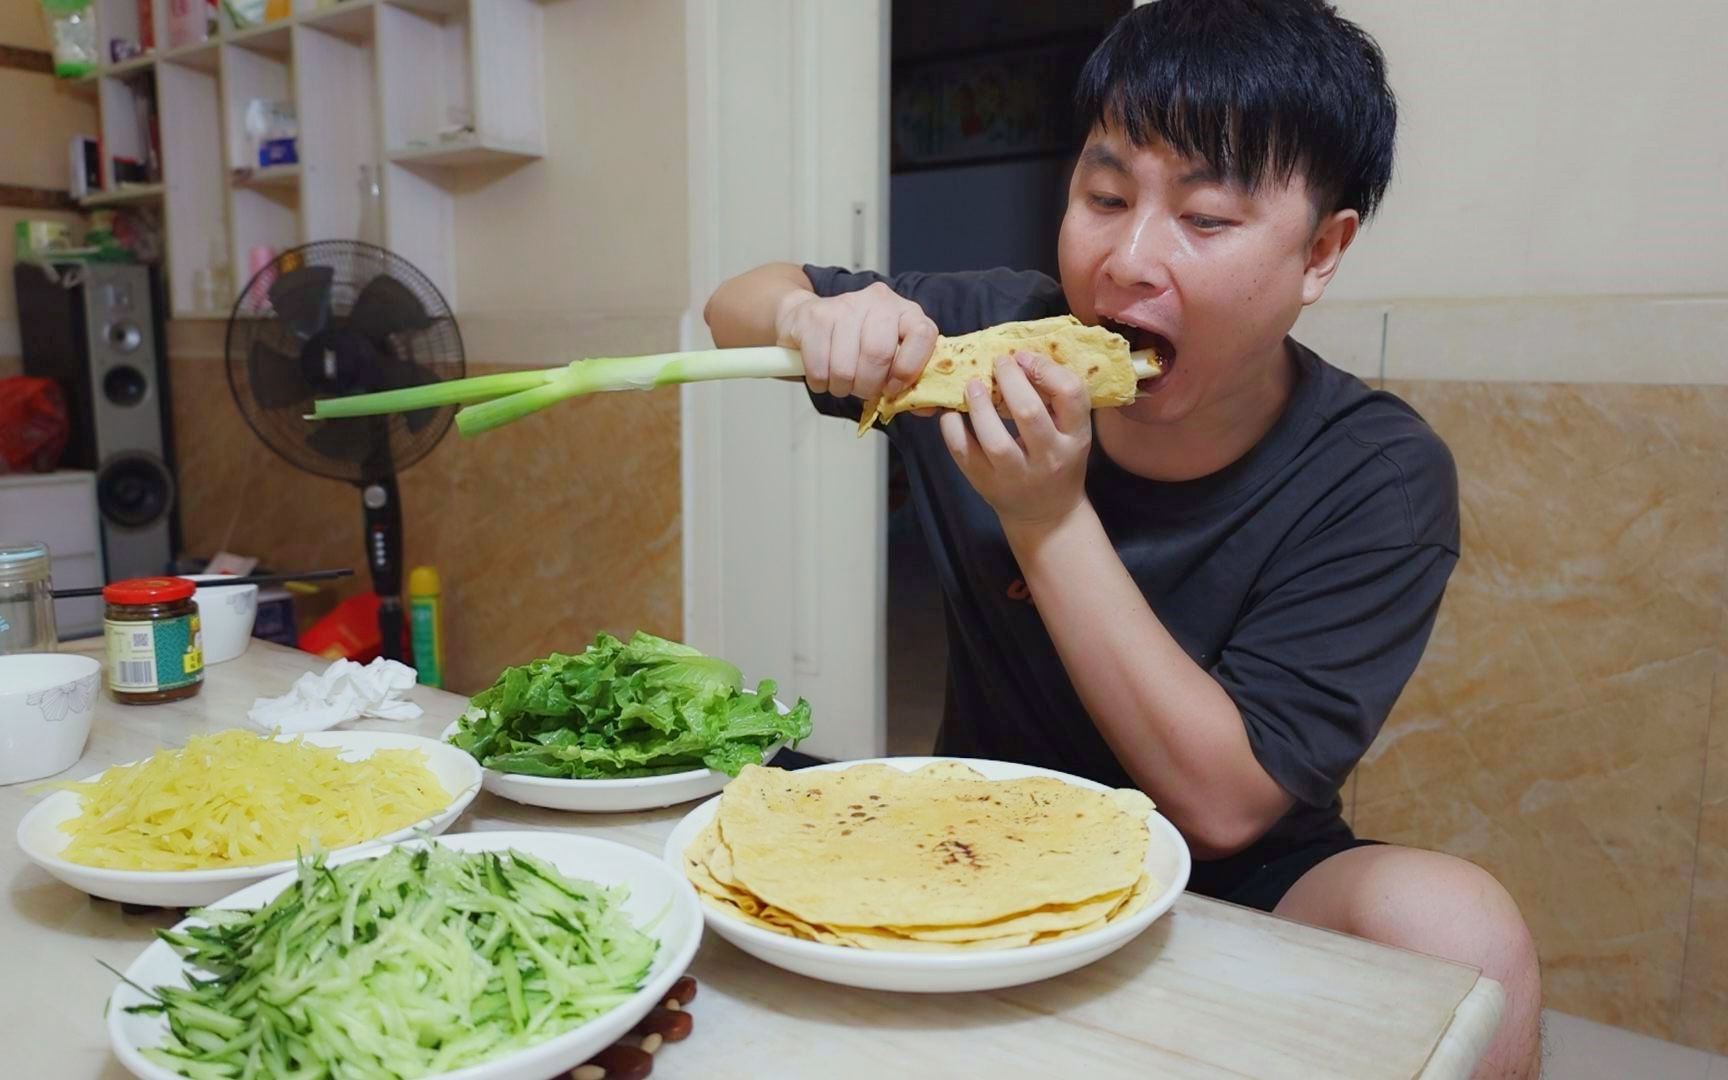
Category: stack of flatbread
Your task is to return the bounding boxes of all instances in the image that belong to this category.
[683,762,1156,951]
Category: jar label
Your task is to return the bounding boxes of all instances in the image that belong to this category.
[105,615,204,691]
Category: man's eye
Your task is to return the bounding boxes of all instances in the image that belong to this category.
[1186,215,1232,231]
[1088,193,1127,210]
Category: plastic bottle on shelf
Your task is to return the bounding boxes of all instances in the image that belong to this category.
[166,0,207,47]
[407,566,443,688]
[357,164,384,247]
[207,237,233,312]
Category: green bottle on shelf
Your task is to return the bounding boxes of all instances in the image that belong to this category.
[407,565,444,688]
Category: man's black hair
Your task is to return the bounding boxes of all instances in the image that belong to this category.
[1075,0,1396,220]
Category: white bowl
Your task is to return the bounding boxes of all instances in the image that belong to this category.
[181,574,258,665]
[0,653,102,786]
[108,831,703,1080]
[662,755,1192,993]
[440,708,791,813]
[15,729,483,906]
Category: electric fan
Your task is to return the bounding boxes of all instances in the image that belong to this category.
[226,240,463,661]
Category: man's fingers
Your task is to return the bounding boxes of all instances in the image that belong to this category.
[825,305,866,399]
[938,409,980,472]
[885,311,939,398]
[854,312,901,401]
[964,378,1021,462]
[800,314,831,394]
[1019,352,1091,433]
[995,353,1056,443]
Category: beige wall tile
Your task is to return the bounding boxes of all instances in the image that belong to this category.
[1679,606,1728,1053]
[1356,380,1728,1042]
[168,357,681,695]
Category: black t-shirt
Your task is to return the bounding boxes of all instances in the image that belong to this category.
[803,264,1460,856]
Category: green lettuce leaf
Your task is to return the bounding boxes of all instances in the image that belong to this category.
[448,631,812,779]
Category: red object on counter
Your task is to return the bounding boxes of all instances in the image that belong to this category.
[298,591,383,663]
[0,376,71,473]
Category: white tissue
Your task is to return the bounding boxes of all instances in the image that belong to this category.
[247,657,425,734]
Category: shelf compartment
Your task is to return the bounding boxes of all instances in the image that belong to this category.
[156,56,227,317]
[220,38,297,173]
[294,18,380,244]
[229,185,302,296]
[95,68,161,191]
[302,0,379,42]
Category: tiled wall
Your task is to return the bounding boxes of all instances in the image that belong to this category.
[164,345,684,695]
[1299,297,1728,1051]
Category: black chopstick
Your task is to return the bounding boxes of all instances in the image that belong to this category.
[52,568,355,600]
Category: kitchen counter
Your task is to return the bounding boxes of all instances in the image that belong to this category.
[2,640,1503,1079]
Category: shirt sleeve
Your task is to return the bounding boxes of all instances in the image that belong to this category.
[1216,449,1458,808]
[801,265,1067,423]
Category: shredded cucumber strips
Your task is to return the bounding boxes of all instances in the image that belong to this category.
[125,844,658,1079]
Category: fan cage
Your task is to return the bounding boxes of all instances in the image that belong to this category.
[225,240,464,484]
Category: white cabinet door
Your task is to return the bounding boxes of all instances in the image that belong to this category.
[681,0,889,760]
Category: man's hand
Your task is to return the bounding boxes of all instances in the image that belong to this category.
[939,351,1092,528]
[775,282,939,401]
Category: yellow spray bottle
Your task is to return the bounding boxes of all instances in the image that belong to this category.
[407,566,444,688]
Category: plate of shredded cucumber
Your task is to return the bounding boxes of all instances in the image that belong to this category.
[106,832,703,1080]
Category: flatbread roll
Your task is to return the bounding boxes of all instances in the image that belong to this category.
[858,315,1145,433]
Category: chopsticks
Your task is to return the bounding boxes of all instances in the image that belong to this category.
[52,568,354,600]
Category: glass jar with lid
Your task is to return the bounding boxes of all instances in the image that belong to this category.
[103,577,204,704]
[0,541,58,655]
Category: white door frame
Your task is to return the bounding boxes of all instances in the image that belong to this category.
[679,0,891,761]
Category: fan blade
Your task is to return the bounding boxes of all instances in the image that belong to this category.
[269,266,336,340]
[347,274,433,340]
[304,419,378,464]
[247,341,308,409]
[374,358,445,433]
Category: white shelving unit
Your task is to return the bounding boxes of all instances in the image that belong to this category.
[80,0,545,316]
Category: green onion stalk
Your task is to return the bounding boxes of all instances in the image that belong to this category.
[309,347,1160,438]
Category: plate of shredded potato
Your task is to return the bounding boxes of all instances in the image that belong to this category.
[14,728,482,906]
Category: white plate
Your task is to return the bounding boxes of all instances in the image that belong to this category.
[109,831,703,1080]
[16,730,482,907]
[662,755,1192,993]
[440,711,789,814]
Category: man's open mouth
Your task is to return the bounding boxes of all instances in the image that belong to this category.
[1098,316,1176,387]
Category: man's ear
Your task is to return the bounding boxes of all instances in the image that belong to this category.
[1302,209,1360,306]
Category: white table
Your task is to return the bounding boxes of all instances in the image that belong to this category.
[2,641,1504,1079]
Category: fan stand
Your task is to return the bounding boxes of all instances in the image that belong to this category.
[226,241,462,669]
[361,474,405,662]
[361,417,405,663]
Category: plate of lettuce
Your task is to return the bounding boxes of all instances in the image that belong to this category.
[444,631,813,812]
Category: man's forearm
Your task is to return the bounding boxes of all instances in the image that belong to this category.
[1003,502,1293,857]
[704,262,815,347]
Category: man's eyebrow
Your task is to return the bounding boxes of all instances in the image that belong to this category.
[1078,144,1130,175]
[1178,165,1227,186]
[1080,147,1236,189]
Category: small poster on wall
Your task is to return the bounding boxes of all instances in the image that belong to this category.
[891,39,1094,172]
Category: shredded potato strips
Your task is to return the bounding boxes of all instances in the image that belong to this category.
[54,730,451,871]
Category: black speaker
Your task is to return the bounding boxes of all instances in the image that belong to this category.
[14,262,180,580]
